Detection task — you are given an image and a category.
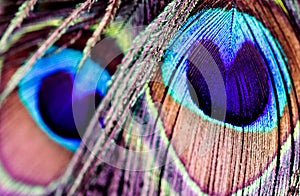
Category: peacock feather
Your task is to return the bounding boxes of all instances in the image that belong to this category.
[0,0,299,195]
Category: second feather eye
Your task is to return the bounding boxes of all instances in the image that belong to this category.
[161,8,291,131]
[18,47,111,151]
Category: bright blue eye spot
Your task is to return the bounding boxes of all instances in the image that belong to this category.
[186,40,270,126]
[38,71,103,139]
[18,47,111,151]
[162,8,291,131]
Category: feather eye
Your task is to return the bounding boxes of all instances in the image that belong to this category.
[161,8,291,130]
[151,7,295,194]
[18,47,111,151]
[0,46,111,194]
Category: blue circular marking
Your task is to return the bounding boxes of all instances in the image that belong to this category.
[18,47,111,151]
[161,8,291,132]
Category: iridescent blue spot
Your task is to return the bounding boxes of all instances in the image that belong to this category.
[162,8,291,131]
[38,71,103,139]
[186,40,270,126]
[18,47,111,151]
